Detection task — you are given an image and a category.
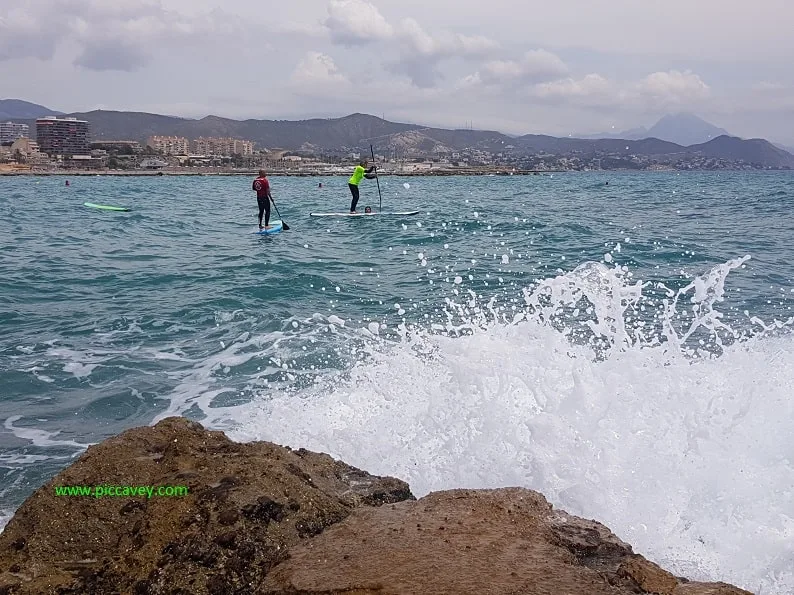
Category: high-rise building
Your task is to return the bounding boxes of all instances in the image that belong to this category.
[0,122,30,143]
[36,117,90,156]
[147,136,189,155]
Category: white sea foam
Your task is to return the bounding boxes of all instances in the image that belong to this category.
[182,258,792,594]
[4,416,89,451]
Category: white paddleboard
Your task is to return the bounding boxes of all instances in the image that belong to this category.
[309,211,419,217]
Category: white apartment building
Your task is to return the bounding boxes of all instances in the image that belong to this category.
[147,136,189,155]
[192,137,254,156]
[0,122,30,143]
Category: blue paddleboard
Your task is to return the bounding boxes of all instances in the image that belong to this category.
[252,220,283,235]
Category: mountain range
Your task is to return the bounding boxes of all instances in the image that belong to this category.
[2,99,793,169]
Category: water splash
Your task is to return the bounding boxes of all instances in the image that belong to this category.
[213,258,790,594]
[5,258,794,593]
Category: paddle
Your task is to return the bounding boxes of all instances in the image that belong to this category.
[272,199,290,230]
[370,144,382,213]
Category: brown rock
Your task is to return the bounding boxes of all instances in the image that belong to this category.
[262,488,754,595]
[0,417,412,594]
[618,557,679,594]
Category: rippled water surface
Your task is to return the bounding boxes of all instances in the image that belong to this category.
[2,172,794,593]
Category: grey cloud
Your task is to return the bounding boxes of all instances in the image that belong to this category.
[0,31,60,62]
[0,0,249,71]
[0,2,67,61]
[2,0,793,144]
[476,50,569,87]
[73,40,150,72]
[385,58,442,88]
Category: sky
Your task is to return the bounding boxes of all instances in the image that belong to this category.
[1,0,793,144]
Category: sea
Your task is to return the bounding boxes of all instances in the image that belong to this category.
[1,172,793,593]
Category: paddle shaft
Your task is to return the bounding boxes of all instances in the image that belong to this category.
[370,145,382,212]
[271,199,290,230]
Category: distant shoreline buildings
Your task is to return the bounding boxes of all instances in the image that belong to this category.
[147,135,254,157]
[146,136,189,156]
[2,111,790,172]
[0,122,29,144]
[193,137,254,157]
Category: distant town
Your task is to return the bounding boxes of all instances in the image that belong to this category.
[0,114,792,175]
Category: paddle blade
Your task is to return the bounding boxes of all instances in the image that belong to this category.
[281,221,290,231]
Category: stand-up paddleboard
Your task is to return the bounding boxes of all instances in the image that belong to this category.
[252,220,283,235]
[84,202,130,212]
[309,211,419,217]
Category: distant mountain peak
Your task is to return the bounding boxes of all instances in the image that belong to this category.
[646,113,730,146]
[577,113,732,147]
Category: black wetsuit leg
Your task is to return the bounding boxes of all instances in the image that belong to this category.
[348,183,360,212]
[258,196,271,227]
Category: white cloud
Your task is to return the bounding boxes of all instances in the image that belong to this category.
[523,70,711,113]
[290,51,349,88]
[386,18,499,87]
[476,50,569,86]
[325,0,394,45]
[323,3,499,88]
[532,74,613,102]
[635,70,710,107]
[397,18,436,56]
[397,19,499,59]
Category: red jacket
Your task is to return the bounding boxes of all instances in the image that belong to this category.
[253,176,270,198]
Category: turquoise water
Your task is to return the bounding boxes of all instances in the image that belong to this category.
[2,172,794,592]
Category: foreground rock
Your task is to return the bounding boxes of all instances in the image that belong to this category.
[264,488,750,595]
[0,418,412,594]
[0,418,750,595]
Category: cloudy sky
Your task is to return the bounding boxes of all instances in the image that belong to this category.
[2,0,793,143]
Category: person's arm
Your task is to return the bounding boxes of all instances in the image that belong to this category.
[252,180,257,191]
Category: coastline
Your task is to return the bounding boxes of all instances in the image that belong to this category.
[0,167,555,177]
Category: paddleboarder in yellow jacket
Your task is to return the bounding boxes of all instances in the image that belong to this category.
[348,159,377,213]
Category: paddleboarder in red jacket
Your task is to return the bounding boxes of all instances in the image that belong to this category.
[253,170,274,230]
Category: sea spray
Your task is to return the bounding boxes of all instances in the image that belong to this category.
[213,258,792,594]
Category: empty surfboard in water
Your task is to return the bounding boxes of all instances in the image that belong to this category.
[84,202,130,212]
[309,211,419,217]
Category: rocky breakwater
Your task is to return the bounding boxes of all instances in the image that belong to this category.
[0,418,751,595]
